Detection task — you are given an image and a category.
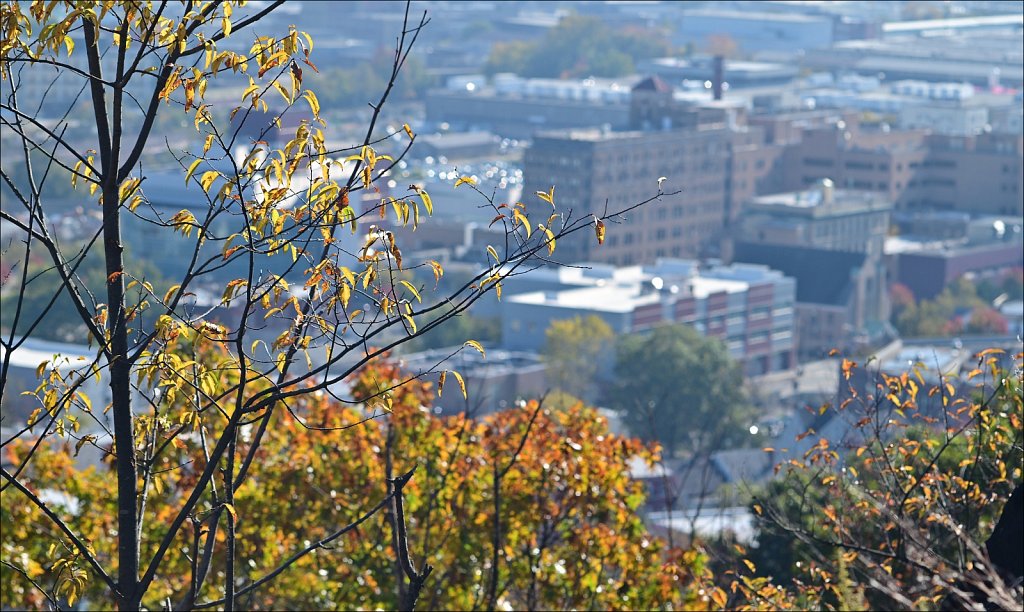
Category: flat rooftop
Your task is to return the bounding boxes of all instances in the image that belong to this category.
[749,188,892,215]
[509,276,750,311]
[682,8,829,23]
[882,14,1024,34]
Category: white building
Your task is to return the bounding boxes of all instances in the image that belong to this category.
[499,259,797,376]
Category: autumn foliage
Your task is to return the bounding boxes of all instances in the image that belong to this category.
[2,352,690,609]
[749,349,1023,610]
[4,343,1022,609]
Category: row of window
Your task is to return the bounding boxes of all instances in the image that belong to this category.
[802,158,965,173]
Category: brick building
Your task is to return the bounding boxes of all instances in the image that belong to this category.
[754,112,1024,217]
[522,77,780,265]
[730,184,893,359]
[523,81,1021,270]
[524,124,732,265]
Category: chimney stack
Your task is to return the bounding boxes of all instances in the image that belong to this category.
[712,55,724,101]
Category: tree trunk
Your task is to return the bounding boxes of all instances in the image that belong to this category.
[103,178,140,609]
[84,16,139,608]
[986,482,1023,586]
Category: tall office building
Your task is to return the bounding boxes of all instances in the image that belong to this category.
[522,78,744,265]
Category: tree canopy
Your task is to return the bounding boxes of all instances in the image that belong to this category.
[484,15,671,79]
[607,324,754,457]
[1,354,695,609]
[541,315,614,403]
[894,276,1012,337]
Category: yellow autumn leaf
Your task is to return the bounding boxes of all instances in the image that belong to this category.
[543,226,556,255]
[428,260,444,285]
[185,158,202,185]
[199,170,219,193]
[710,588,727,609]
[452,370,467,399]
[303,90,320,119]
[513,209,532,238]
[464,340,486,358]
[536,186,555,206]
[399,280,421,303]
[416,188,433,215]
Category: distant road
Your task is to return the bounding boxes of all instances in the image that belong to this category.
[748,358,839,403]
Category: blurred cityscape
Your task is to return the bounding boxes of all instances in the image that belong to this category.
[2,0,1023,540]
